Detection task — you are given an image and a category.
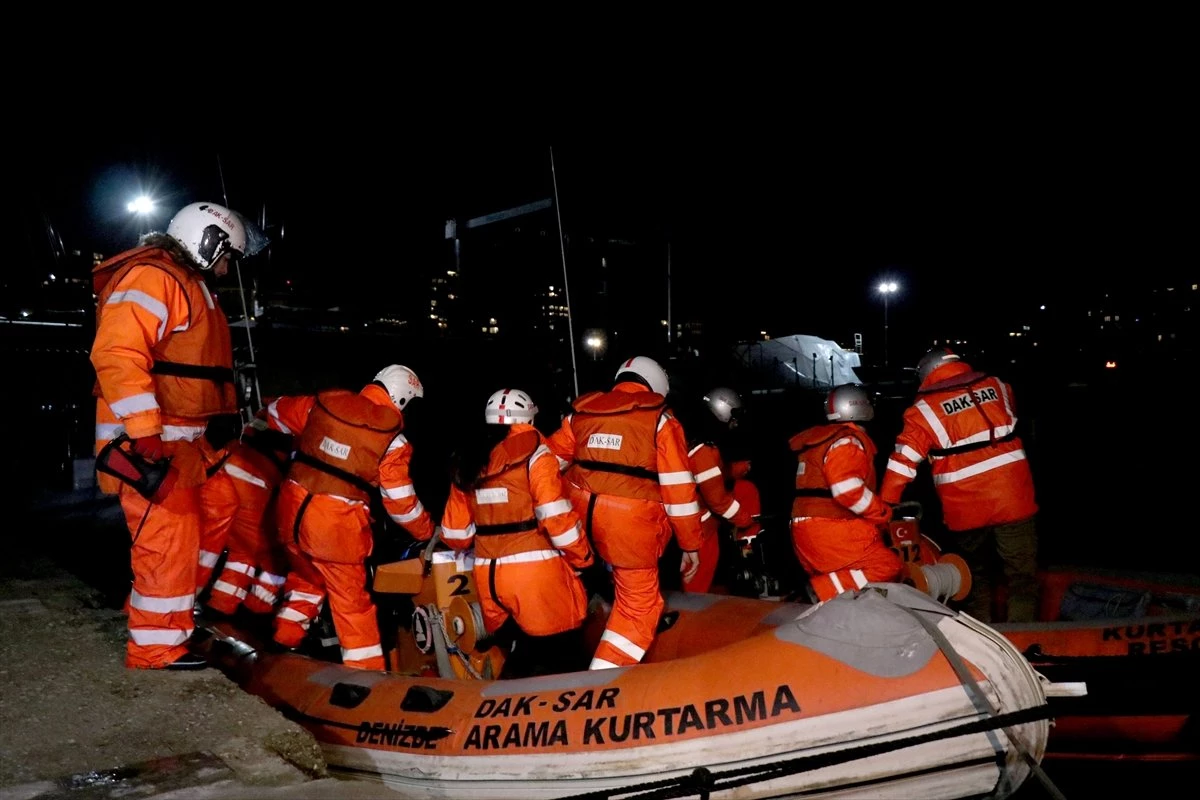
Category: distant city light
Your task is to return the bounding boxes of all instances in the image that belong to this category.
[126,196,155,215]
[1105,361,1118,369]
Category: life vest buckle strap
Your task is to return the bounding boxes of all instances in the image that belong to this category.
[475,519,539,536]
[292,450,375,495]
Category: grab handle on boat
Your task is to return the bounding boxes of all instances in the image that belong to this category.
[891,500,923,520]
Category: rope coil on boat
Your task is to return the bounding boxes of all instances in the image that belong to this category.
[917,561,968,602]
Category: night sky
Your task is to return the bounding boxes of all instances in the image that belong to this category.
[12,64,1191,363]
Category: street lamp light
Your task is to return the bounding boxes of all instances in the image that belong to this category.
[877,281,899,367]
[583,328,607,361]
[126,196,156,215]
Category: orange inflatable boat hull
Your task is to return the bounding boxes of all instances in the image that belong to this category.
[199,582,1053,799]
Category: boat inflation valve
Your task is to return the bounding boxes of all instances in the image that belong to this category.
[905,554,972,603]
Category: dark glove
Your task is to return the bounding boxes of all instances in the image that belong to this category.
[204,414,242,450]
[131,434,165,461]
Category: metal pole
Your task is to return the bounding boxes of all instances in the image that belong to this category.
[883,293,890,368]
[550,147,580,397]
[666,241,672,344]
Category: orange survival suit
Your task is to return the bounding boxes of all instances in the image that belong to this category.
[91,246,238,669]
[789,421,902,601]
[197,421,293,615]
[683,442,756,593]
[547,382,703,668]
[880,358,1039,621]
[265,384,434,670]
[441,424,593,636]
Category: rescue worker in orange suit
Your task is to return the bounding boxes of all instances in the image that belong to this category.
[547,356,704,669]
[789,384,903,601]
[672,387,758,593]
[91,201,263,670]
[441,389,594,677]
[880,348,1039,622]
[264,365,434,670]
[196,414,293,617]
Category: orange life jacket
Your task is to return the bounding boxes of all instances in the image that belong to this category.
[468,429,552,560]
[789,423,873,521]
[92,246,236,419]
[288,390,401,502]
[564,389,664,503]
[224,426,293,486]
[881,361,1037,530]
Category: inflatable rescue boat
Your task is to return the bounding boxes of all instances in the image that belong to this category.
[196,548,1059,800]
[994,565,1200,762]
[888,504,1200,763]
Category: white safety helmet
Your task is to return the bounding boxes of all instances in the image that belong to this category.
[917,347,961,383]
[614,356,670,396]
[703,387,743,425]
[825,384,874,422]
[373,364,424,409]
[484,388,538,425]
[166,202,248,270]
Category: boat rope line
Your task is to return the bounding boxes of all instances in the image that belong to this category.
[900,607,1068,800]
[554,704,1055,800]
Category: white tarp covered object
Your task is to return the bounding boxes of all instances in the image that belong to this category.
[733,334,863,390]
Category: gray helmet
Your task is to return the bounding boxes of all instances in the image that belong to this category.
[825,384,874,422]
[703,387,743,426]
[917,347,961,383]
